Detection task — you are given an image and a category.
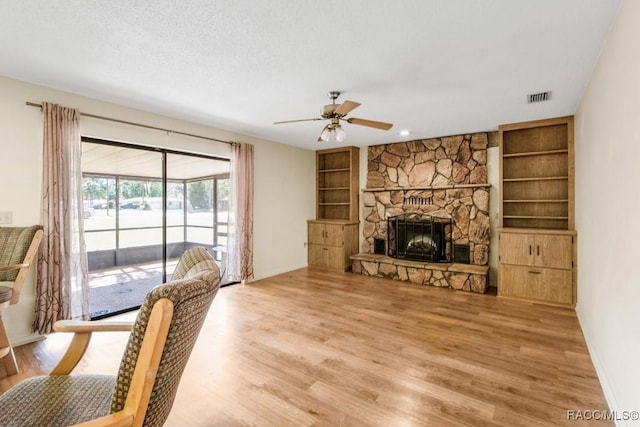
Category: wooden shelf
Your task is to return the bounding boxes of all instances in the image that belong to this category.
[319,168,350,173]
[319,187,350,191]
[503,199,569,203]
[503,215,569,220]
[503,149,568,158]
[319,203,350,206]
[503,176,568,182]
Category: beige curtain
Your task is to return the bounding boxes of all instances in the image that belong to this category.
[34,102,89,334]
[227,143,254,281]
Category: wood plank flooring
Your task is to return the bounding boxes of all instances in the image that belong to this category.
[0,267,610,426]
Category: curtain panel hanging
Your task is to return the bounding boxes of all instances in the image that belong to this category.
[34,102,89,334]
[227,143,254,282]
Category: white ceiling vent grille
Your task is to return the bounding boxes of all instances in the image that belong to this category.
[528,91,552,103]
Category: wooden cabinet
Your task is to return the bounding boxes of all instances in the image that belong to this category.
[499,116,574,230]
[309,147,360,270]
[316,147,359,221]
[308,220,359,271]
[498,116,577,306]
[498,229,575,305]
[499,232,572,270]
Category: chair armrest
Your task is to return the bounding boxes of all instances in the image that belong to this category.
[50,321,133,376]
[71,410,134,427]
[54,320,133,333]
[0,263,29,272]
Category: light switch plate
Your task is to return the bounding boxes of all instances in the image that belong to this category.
[0,211,13,224]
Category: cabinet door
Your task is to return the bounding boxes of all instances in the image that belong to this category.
[324,223,344,247]
[499,233,535,266]
[535,234,573,269]
[308,244,345,269]
[308,223,326,245]
[498,265,531,299]
[534,268,573,304]
[325,246,345,270]
[500,265,572,304]
[308,244,327,267]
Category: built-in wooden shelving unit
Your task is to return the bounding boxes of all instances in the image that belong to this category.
[498,116,577,306]
[316,147,359,221]
[309,146,360,271]
[499,116,574,230]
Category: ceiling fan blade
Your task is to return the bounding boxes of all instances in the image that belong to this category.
[347,117,393,130]
[334,100,361,116]
[273,118,323,125]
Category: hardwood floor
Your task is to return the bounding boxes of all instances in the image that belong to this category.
[1,267,610,426]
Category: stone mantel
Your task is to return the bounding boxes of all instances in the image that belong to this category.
[363,183,491,193]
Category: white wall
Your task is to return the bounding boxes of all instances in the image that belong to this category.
[574,0,639,424]
[0,75,315,344]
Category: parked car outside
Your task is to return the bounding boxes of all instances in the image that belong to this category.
[120,202,140,209]
[83,207,96,219]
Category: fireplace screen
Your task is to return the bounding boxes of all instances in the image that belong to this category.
[387,214,452,262]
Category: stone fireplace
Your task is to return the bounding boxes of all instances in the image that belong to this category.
[351,133,490,293]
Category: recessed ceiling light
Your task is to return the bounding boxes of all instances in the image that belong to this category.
[398,129,412,137]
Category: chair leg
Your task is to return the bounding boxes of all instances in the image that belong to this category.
[0,314,18,377]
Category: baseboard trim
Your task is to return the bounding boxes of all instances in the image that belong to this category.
[12,333,45,347]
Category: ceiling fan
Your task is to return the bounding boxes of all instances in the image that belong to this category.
[273,91,393,142]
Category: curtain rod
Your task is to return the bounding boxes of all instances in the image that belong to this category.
[25,101,233,145]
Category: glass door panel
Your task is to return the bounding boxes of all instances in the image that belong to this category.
[168,153,226,266]
[82,140,230,319]
[82,142,163,319]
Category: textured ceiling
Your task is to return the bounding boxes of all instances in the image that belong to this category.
[0,0,621,150]
[82,142,229,180]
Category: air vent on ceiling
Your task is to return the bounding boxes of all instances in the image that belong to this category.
[528,91,552,103]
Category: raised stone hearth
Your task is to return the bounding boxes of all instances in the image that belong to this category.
[351,253,489,293]
[352,132,490,293]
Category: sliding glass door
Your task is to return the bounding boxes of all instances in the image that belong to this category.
[82,139,229,319]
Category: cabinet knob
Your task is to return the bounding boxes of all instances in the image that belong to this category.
[528,270,541,274]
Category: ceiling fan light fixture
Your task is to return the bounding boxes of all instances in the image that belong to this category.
[320,127,332,142]
[320,124,346,143]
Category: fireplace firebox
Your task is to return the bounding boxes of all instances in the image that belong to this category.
[387,214,452,262]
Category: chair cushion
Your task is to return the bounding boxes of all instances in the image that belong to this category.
[0,375,115,427]
[171,246,220,281]
[0,285,12,304]
[0,226,42,282]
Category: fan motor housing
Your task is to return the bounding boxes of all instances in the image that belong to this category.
[322,104,338,118]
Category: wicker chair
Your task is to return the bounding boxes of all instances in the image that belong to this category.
[0,247,221,427]
[0,226,43,377]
